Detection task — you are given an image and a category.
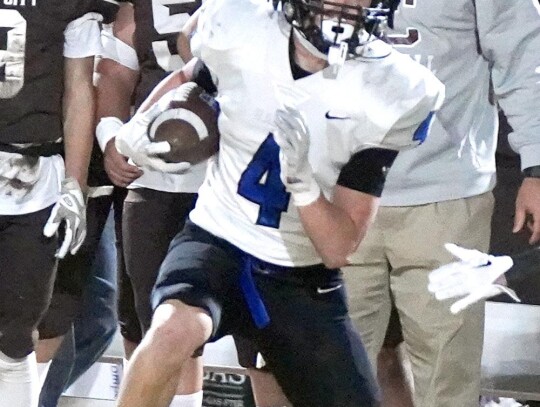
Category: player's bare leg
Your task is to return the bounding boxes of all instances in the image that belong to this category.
[171,356,204,405]
[117,300,212,407]
[122,327,203,406]
[35,336,65,364]
[248,369,292,407]
[377,346,414,407]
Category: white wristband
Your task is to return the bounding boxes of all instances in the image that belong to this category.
[291,178,321,207]
[96,117,124,152]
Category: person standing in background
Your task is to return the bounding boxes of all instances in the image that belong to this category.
[343,1,540,406]
[94,2,211,406]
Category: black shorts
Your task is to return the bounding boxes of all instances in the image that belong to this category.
[0,206,58,358]
[38,194,117,339]
[153,221,380,407]
[118,188,196,341]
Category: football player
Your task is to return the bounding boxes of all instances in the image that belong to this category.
[113,0,444,406]
[0,1,117,406]
[94,2,214,406]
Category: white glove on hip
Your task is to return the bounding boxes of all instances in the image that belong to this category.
[115,95,191,174]
[273,105,320,207]
[428,243,520,314]
[43,177,87,259]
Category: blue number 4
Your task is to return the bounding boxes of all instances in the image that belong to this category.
[237,134,291,229]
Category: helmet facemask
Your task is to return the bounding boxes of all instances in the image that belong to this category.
[278,0,398,61]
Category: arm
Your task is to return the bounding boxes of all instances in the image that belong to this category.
[136,58,198,112]
[95,2,142,186]
[274,106,398,268]
[63,56,95,188]
[298,187,379,268]
[477,0,540,243]
[43,13,102,258]
[177,8,201,63]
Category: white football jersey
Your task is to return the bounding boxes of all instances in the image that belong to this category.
[189,0,445,266]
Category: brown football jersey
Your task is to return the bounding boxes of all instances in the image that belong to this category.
[0,0,121,145]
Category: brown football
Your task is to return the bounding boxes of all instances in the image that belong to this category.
[148,82,219,164]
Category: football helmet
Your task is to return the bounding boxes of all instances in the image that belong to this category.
[276,0,399,59]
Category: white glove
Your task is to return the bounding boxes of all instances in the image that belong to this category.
[273,105,321,206]
[115,98,191,174]
[428,243,520,314]
[43,177,87,259]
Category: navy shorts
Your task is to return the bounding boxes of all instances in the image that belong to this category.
[153,221,380,407]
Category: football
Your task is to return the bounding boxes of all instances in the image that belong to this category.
[148,82,220,164]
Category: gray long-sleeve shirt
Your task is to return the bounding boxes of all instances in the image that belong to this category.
[381,0,540,206]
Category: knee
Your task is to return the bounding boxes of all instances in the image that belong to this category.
[146,301,212,363]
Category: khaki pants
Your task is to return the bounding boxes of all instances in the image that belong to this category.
[343,192,494,407]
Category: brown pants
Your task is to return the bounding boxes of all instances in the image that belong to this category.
[119,188,196,340]
[343,192,494,407]
[0,206,57,358]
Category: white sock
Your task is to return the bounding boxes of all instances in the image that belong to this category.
[169,391,204,407]
[37,361,52,389]
[0,351,39,407]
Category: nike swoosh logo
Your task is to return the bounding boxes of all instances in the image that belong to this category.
[325,111,350,120]
[317,284,343,294]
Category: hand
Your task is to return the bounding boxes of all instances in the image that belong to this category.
[104,138,143,187]
[428,243,520,314]
[513,177,540,244]
[43,177,87,259]
[273,105,320,206]
[115,101,191,174]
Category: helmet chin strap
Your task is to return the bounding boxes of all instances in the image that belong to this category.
[292,28,328,61]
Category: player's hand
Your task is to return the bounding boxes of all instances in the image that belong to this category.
[428,243,520,314]
[115,101,191,174]
[104,138,143,187]
[43,177,87,259]
[274,105,320,206]
[513,177,540,244]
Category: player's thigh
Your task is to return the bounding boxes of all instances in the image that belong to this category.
[342,214,392,365]
[151,220,242,343]
[254,274,379,407]
[0,207,57,358]
[123,188,196,332]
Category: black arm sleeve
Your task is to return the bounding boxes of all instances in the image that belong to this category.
[506,247,540,305]
[337,148,398,197]
[192,60,217,95]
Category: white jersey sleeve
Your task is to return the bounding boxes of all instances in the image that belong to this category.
[64,12,103,58]
[357,50,445,153]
